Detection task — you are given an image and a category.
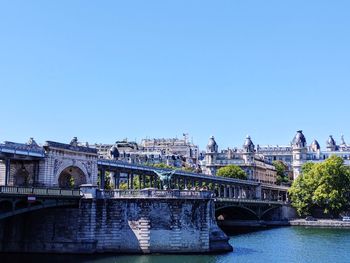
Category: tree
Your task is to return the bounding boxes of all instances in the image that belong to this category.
[288,163,317,216]
[217,165,247,180]
[289,156,350,217]
[273,160,290,185]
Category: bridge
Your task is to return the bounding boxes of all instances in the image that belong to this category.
[0,138,290,222]
[0,152,291,255]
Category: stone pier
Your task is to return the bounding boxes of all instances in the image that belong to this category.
[0,192,232,254]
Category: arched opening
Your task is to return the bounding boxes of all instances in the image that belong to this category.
[14,167,30,186]
[261,206,281,221]
[215,206,260,235]
[58,166,87,189]
[216,206,259,221]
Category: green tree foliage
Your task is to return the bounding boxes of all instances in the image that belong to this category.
[146,163,175,169]
[181,166,195,172]
[289,156,350,217]
[273,160,290,185]
[69,175,75,189]
[217,165,247,180]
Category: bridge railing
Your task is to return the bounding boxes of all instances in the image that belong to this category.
[0,186,82,197]
[98,189,212,199]
[215,197,286,205]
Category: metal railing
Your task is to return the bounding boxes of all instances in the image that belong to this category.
[99,189,212,199]
[0,186,82,197]
[215,197,286,205]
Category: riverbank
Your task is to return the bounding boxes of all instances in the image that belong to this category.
[289,219,350,228]
[219,219,350,230]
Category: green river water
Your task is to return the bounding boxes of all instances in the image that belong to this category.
[2,227,350,263]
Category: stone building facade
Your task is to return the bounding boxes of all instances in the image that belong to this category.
[94,135,199,169]
[257,131,350,179]
[202,136,277,184]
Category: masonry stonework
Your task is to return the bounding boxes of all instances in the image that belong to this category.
[0,198,232,254]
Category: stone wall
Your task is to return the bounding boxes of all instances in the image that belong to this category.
[0,198,232,254]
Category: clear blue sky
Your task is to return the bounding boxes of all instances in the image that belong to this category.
[1,1,350,150]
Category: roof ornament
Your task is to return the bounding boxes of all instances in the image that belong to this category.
[70,137,78,147]
[153,170,176,190]
[27,137,39,147]
[341,134,346,145]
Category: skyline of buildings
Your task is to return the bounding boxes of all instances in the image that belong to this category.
[2,131,350,184]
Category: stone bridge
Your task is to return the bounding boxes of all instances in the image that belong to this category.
[0,137,292,254]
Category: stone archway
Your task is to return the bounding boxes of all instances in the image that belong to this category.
[14,168,30,186]
[58,166,87,189]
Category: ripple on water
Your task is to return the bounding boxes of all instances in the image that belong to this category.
[1,227,350,263]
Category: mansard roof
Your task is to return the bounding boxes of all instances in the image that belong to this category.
[327,135,336,147]
[292,130,307,147]
[310,139,320,150]
[243,135,255,152]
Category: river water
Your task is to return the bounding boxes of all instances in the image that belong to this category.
[3,227,350,263]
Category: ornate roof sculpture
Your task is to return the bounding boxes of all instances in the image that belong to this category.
[206,136,218,153]
[110,146,120,159]
[27,137,39,147]
[340,134,346,146]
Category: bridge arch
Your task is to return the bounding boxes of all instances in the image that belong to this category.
[260,206,281,221]
[215,205,259,220]
[57,166,87,189]
[54,160,90,188]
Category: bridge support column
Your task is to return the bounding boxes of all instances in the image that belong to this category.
[142,175,146,189]
[184,178,188,190]
[109,171,114,188]
[154,175,158,189]
[5,159,10,186]
[229,186,233,199]
[255,185,262,199]
[100,169,106,189]
[114,172,120,189]
[130,174,134,189]
[32,161,40,186]
[198,180,203,188]
[223,185,227,198]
